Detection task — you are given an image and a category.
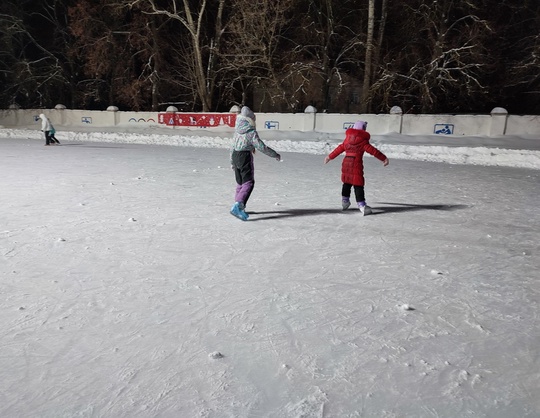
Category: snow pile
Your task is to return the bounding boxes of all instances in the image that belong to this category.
[374,143,540,169]
[3,126,540,169]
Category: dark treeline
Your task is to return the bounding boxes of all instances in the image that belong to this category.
[1,0,539,114]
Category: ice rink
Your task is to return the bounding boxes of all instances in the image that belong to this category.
[1,135,539,417]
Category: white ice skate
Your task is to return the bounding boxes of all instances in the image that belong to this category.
[359,205,372,216]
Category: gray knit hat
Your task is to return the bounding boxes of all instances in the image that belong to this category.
[240,106,256,121]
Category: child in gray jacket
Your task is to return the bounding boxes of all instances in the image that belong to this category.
[229,106,281,220]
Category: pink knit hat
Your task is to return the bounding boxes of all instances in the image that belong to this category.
[353,121,367,130]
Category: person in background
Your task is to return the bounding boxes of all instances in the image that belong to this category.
[39,113,60,145]
[324,121,389,215]
[49,124,60,145]
[230,106,281,221]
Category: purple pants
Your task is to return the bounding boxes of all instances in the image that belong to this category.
[232,150,255,205]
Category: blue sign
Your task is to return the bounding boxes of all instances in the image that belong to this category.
[265,121,279,129]
[343,122,354,130]
[82,117,92,124]
[434,124,454,134]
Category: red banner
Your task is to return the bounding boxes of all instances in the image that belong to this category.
[158,113,236,128]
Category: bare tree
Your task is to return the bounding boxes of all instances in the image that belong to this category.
[217,0,296,110]
[2,0,540,113]
[69,0,133,108]
[0,0,76,108]
[360,0,389,113]
[506,34,540,109]
[370,0,493,113]
[283,0,368,112]
[68,0,173,110]
[125,0,226,111]
[360,0,375,113]
[493,1,540,113]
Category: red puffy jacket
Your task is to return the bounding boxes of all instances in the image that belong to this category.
[328,128,387,186]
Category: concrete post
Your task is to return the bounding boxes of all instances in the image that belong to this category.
[107,106,120,127]
[388,106,403,133]
[489,107,508,136]
[304,106,317,132]
[54,104,67,126]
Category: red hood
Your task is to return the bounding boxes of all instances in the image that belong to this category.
[345,128,370,145]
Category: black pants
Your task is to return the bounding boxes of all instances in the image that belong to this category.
[232,150,254,184]
[44,131,60,145]
[342,183,365,202]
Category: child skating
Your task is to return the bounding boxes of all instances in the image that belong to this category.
[230,106,281,221]
[39,113,60,145]
[324,121,389,215]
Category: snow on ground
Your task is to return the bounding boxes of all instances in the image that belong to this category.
[3,124,540,169]
[1,128,540,417]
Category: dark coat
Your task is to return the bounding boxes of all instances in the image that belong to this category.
[328,128,387,186]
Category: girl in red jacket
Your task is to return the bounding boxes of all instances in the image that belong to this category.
[324,121,389,215]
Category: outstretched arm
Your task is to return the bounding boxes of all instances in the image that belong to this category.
[364,143,387,163]
[325,143,345,163]
[252,131,280,160]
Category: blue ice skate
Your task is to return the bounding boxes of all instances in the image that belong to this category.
[230,202,249,221]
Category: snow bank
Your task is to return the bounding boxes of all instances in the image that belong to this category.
[3,127,540,170]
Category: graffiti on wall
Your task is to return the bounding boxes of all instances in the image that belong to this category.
[158,113,236,128]
[129,118,157,123]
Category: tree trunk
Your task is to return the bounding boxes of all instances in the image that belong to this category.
[360,0,375,113]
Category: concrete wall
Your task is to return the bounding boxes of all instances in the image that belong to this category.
[1,108,538,137]
[505,115,540,135]
[400,114,491,136]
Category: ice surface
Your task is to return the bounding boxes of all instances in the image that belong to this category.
[1,129,539,417]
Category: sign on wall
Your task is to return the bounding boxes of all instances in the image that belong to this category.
[265,121,279,129]
[434,124,454,134]
[158,113,236,127]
